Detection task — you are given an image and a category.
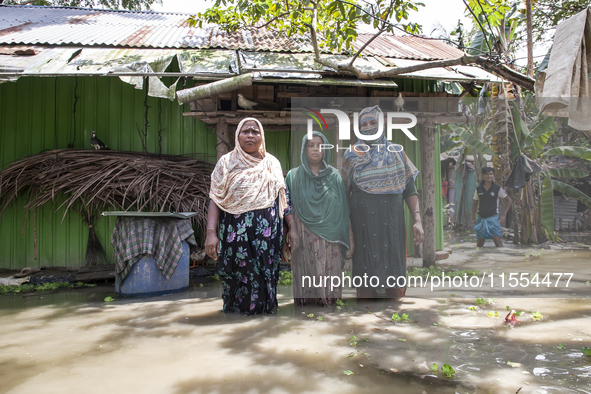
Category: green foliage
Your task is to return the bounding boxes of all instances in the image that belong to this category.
[531,0,591,44]
[543,146,591,161]
[522,116,556,159]
[448,124,496,157]
[208,273,221,282]
[582,347,591,356]
[349,335,368,346]
[441,364,455,378]
[104,296,115,302]
[430,363,438,372]
[0,281,96,295]
[278,271,292,285]
[190,0,424,55]
[343,370,354,375]
[391,312,409,321]
[530,311,543,321]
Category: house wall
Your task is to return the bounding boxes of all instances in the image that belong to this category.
[0,75,440,269]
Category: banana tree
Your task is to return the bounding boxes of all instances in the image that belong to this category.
[511,103,591,241]
[540,147,591,240]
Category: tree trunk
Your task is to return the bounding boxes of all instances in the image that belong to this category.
[526,0,534,78]
[420,123,436,267]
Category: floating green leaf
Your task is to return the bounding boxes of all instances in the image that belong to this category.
[441,364,455,378]
[430,363,438,372]
[104,296,114,302]
[530,311,543,321]
[343,370,354,375]
[581,347,591,356]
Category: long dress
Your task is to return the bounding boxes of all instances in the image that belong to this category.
[218,195,290,315]
[349,178,417,289]
[291,218,345,305]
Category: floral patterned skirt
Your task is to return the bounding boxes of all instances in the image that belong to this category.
[291,223,345,306]
[218,199,283,315]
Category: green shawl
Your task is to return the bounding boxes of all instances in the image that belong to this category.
[286,131,350,248]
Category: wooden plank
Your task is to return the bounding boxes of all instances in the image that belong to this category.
[77,264,115,274]
[75,269,115,282]
[216,117,229,161]
[276,92,311,98]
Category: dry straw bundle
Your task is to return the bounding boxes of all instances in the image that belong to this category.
[0,149,214,233]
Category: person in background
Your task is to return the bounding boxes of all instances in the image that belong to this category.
[205,117,292,315]
[471,166,513,247]
[286,131,352,305]
[341,105,424,299]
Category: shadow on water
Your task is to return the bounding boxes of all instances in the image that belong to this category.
[1,259,591,393]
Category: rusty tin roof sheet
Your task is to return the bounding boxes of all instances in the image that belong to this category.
[0,5,463,60]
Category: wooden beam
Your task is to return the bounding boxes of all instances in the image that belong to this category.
[216,117,230,161]
[419,122,437,267]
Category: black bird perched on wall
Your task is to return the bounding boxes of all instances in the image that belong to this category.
[90,131,109,150]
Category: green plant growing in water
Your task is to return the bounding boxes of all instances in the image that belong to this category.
[441,364,455,378]
[581,347,591,356]
[0,281,96,295]
[278,271,292,285]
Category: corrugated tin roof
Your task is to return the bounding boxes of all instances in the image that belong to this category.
[0,5,315,52]
[354,34,465,60]
[0,5,463,60]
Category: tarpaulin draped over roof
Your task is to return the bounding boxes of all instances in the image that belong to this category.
[535,8,591,131]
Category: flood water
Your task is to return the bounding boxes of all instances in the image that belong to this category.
[1,244,591,393]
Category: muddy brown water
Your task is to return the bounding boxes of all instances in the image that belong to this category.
[1,243,591,393]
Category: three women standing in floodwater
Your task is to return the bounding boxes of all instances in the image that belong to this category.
[205,106,424,314]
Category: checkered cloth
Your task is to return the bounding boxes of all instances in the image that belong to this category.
[111,217,197,283]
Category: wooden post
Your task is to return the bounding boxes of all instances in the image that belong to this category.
[216,117,229,161]
[419,123,436,267]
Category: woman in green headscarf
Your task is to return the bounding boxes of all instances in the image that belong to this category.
[286,131,352,305]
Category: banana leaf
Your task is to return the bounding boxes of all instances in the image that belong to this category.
[541,177,556,241]
[523,116,556,152]
[545,169,589,178]
[467,29,490,56]
[448,124,496,157]
[551,180,591,208]
[542,146,591,161]
[440,132,461,152]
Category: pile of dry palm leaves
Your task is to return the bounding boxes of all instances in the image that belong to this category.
[0,149,214,232]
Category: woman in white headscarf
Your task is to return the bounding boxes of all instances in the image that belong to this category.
[205,118,292,315]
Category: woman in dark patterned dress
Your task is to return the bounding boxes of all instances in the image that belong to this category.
[205,118,292,315]
[286,131,352,305]
[341,105,424,299]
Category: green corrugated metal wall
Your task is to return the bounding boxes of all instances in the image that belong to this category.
[0,76,292,269]
[0,75,441,269]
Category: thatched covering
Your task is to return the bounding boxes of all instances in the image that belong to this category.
[0,150,214,232]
